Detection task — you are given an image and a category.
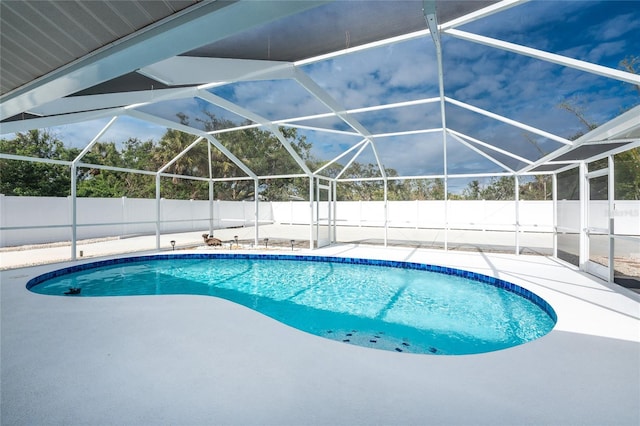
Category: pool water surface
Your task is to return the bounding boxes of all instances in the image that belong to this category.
[27,254,556,355]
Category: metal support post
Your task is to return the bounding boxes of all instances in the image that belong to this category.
[255,179,259,246]
[155,174,161,250]
[515,175,520,255]
[309,176,315,249]
[552,173,558,258]
[70,163,77,261]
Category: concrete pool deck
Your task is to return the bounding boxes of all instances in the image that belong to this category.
[1,243,639,425]
[0,224,556,270]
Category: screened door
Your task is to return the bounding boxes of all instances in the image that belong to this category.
[315,180,332,248]
[586,170,610,280]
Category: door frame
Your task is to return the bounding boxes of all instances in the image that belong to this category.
[314,178,333,248]
[584,161,613,281]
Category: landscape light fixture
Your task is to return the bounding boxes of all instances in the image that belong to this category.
[170,240,176,251]
[234,235,238,246]
[291,240,295,251]
[264,238,269,249]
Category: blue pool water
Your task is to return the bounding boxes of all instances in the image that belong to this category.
[27,254,556,355]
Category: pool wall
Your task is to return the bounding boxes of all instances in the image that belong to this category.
[26,253,557,323]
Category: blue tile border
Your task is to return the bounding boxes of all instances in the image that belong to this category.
[26,253,557,323]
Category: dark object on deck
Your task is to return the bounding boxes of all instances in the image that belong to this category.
[64,287,81,295]
[202,234,222,246]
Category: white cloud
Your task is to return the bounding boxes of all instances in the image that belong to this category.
[219,79,332,121]
[586,40,627,63]
[302,36,440,110]
[297,128,363,163]
[596,13,640,41]
[377,138,444,175]
[97,116,168,146]
[50,118,115,148]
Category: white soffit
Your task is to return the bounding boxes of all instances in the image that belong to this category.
[139,57,294,86]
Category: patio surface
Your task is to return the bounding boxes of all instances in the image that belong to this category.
[1,231,639,425]
[0,224,555,270]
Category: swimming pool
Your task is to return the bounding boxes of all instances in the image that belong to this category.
[27,254,556,355]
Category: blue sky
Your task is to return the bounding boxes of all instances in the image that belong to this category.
[9,0,639,178]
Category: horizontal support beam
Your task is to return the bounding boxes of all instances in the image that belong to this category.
[0,108,124,134]
[372,128,442,138]
[279,123,360,137]
[440,0,528,31]
[294,29,430,67]
[445,28,640,87]
[28,87,194,117]
[0,152,71,166]
[347,97,441,114]
[446,97,572,145]
[76,162,158,176]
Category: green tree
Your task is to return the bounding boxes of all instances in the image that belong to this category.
[76,141,126,197]
[614,55,640,200]
[519,175,551,200]
[120,138,157,198]
[0,130,78,196]
[153,114,209,200]
[421,178,445,200]
[209,119,313,201]
[462,179,482,200]
[480,176,515,200]
[335,163,386,201]
[615,147,640,200]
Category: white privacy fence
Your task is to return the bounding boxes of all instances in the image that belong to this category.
[557,200,640,235]
[271,200,556,232]
[0,196,268,246]
[2,196,637,247]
